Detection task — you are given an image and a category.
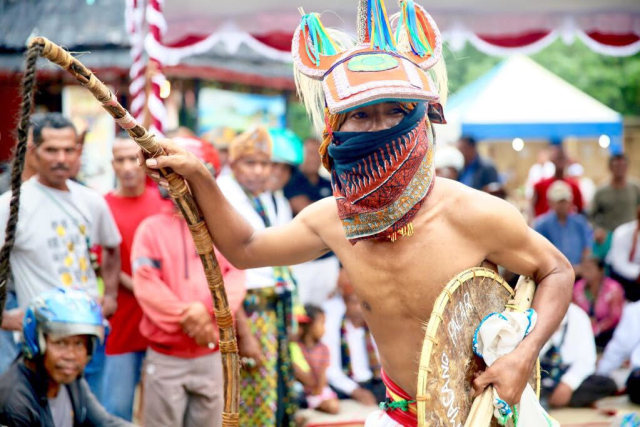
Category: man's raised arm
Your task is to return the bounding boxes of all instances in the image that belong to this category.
[468,192,574,405]
[145,140,329,268]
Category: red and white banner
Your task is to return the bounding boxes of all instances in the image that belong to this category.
[145,0,167,136]
[125,0,167,136]
[126,4,639,92]
[144,17,639,69]
[126,0,146,121]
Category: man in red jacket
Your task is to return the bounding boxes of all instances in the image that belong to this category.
[131,137,256,427]
[532,144,584,217]
[102,136,171,421]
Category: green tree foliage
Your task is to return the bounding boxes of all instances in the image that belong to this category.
[443,43,500,97]
[532,40,640,116]
[443,40,640,116]
[286,100,316,141]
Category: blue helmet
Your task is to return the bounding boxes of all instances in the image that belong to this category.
[22,287,105,359]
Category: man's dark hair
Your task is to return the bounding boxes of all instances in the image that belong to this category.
[609,153,627,167]
[298,304,325,341]
[459,136,477,147]
[30,112,76,147]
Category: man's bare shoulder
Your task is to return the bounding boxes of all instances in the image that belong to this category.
[292,197,346,251]
[431,178,525,233]
[431,177,499,211]
[295,197,339,226]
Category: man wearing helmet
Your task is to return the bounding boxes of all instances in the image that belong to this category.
[0,288,131,426]
[144,1,572,425]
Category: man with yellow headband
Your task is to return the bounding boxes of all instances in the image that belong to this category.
[217,126,299,426]
[145,1,573,425]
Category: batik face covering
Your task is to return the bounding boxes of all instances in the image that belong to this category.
[328,102,435,243]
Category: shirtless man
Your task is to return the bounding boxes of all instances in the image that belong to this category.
[144,1,573,424]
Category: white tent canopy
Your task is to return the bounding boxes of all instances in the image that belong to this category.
[440,55,623,151]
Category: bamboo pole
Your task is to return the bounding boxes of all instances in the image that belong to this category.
[28,36,240,426]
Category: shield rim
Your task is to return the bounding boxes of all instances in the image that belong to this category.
[416,267,541,426]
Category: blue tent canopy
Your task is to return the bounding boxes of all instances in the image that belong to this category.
[444,56,624,152]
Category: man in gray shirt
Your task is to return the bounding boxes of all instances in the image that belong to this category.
[590,153,640,232]
[0,113,121,399]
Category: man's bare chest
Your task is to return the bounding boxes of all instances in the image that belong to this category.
[336,229,487,318]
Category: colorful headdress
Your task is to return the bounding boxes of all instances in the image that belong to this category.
[229,126,272,163]
[293,0,447,132]
[292,0,446,244]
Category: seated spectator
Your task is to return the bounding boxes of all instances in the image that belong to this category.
[292,305,339,414]
[0,288,131,426]
[532,143,583,217]
[598,300,640,404]
[534,180,593,269]
[323,269,384,406]
[592,227,613,262]
[607,205,640,301]
[573,256,625,347]
[539,303,617,409]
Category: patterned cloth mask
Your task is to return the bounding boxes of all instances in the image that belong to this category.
[328,102,435,243]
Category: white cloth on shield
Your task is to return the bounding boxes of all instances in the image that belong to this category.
[473,309,559,427]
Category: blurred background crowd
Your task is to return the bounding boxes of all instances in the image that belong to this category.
[0,0,639,426]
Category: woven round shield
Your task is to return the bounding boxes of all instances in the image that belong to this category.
[416,267,540,427]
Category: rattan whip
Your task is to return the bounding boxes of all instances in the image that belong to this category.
[28,37,240,426]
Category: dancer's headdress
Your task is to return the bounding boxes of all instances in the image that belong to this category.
[292,0,447,243]
[293,0,447,133]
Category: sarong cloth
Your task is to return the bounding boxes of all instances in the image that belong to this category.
[240,287,297,426]
[379,369,418,426]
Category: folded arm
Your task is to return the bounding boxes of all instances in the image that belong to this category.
[130,221,189,333]
[470,193,574,404]
[132,264,188,334]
